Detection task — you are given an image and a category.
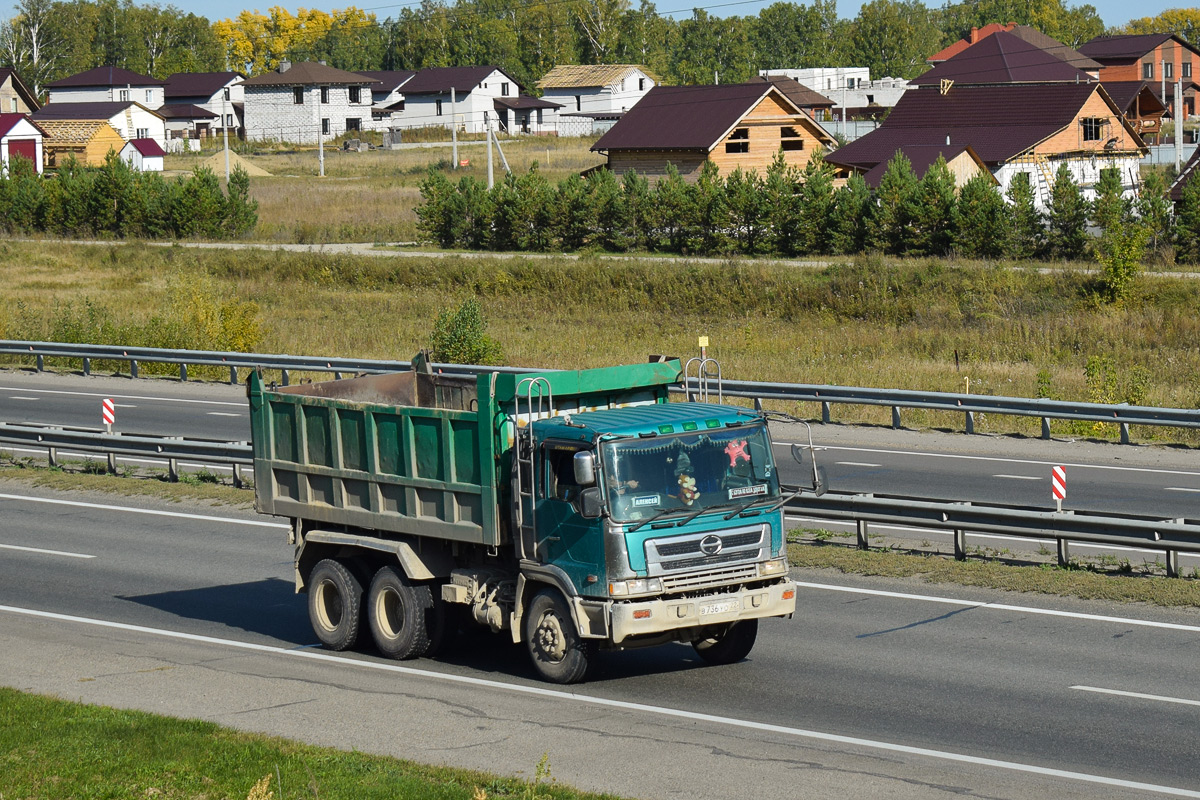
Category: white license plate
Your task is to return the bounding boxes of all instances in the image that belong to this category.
[699,598,740,616]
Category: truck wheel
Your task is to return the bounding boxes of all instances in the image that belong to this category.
[523,589,591,684]
[692,619,758,665]
[366,565,435,660]
[308,558,363,651]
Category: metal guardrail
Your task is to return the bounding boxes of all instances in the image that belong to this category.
[0,422,252,485]
[784,491,1200,578]
[4,340,1200,442]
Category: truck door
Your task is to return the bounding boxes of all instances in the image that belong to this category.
[538,442,604,595]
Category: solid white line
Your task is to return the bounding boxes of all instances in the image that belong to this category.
[836,461,883,468]
[1164,487,1200,494]
[0,386,243,407]
[8,396,39,401]
[0,604,1196,799]
[816,444,1200,479]
[1071,686,1200,708]
[993,474,1042,481]
[0,543,95,559]
[0,493,288,529]
[792,581,1200,633]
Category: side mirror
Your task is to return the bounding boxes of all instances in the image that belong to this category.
[578,487,603,518]
[573,451,596,486]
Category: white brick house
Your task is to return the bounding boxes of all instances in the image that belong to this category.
[46,66,166,108]
[239,61,375,144]
[537,65,657,134]
[390,66,523,134]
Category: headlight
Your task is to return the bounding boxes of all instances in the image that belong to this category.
[608,578,664,597]
[758,559,788,576]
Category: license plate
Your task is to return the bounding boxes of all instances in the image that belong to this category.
[699,598,740,616]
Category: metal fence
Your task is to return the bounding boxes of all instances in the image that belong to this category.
[4,340,1198,444]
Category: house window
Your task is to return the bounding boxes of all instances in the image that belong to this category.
[638,78,645,91]
[145,89,153,103]
[536,108,543,125]
[780,125,804,151]
[1081,117,1104,141]
[350,86,361,103]
[501,82,509,96]
[224,87,231,101]
[396,100,405,111]
[320,86,329,104]
[436,99,443,116]
[321,118,329,135]
[9,98,16,112]
[1166,62,1175,79]
[620,78,626,91]
[725,127,749,153]
[1185,63,1193,78]
[119,89,129,101]
[346,117,360,131]
[1144,62,1154,79]
[226,113,234,127]
[136,127,148,138]
[575,95,581,111]
[294,86,304,104]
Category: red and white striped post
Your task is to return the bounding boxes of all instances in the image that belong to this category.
[1051,465,1066,512]
[102,398,115,433]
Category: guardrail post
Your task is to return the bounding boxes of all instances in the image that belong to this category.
[36,354,44,371]
[1041,417,1051,439]
[891,406,901,429]
[334,371,342,380]
[107,450,117,475]
[1164,520,1184,578]
[282,369,290,386]
[821,402,831,424]
[1057,538,1071,568]
[1120,423,1130,445]
[856,519,869,550]
[168,457,179,482]
[233,463,243,489]
[180,363,188,382]
[965,411,975,435]
[83,357,91,376]
[130,359,138,379]
[229,366,238,385]
[954,528,967,560]
[47,446,56,467]
[753,397,763,411]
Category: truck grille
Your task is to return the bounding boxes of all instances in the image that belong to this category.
[644,524,766,579]
[661,564,761,592]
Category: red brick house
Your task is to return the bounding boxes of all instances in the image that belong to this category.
[1079,34,1200,116]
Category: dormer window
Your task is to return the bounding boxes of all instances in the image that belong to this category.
[780,126,804,151]
[119,89,129,102]
[725,127,749,153]
[1082,117,1104,141]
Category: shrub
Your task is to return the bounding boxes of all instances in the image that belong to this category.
[430,298,503,365]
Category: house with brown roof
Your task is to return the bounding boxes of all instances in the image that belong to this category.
[0,113,46,174]
[0,69,39,114]
[355,70,415,132]
[591,82,837,182]
[162,72,244,140]
[746,75,835,121]
[392,66,537,134]
[33,101,167,149]
[1169,147,1200,203]
[928,23,1101,77]
[857,144,995,189]
[46,66,166,108]
[120,137,166,172]
[826,80,1146,212]
[37,119,125,167]
[1080,34,1200,117]
[240,60,375,143]
[537,65,657,134]
[1103,81,1167,143]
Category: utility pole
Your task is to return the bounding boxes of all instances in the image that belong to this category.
[316,84,325,178]
[841,78,846,139]
[1177,73,1184,172]
[451,87,458,169]
[487,117,494,189]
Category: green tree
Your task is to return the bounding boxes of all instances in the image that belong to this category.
[621,169,655,250]
[795,150,835,255]
[725,166,765,254]
[514,165,555,251]
[1135,171,1174,254]
[416,167,458,248]
[1045,163,1089,260]
[868,151,918,254]
[1006,172,1043,260]
[849,0,944,80]
[616,1,676,78]
[909,155,958,256]
[764,151,802,255]
[430,297,503,365]
[669,9,752,85]
[590,168,628,251]
[829,172,871,255]
[223,165,259,237]
[556,172,593,250]
[955,173,1010,258]
[1095,224,1149,304]
[693,160,728,254]
[1090,167,1127,236]
[457,175,494,250]
[1175,174,1200,263]
[652,164,695,253]
[488,171,521,251]
[751,0,844,70]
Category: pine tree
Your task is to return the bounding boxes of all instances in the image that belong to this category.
[795,150,835,255]
[694,160,728,254]
[514,166,554,251]
[589,168,628,252]
[488,172,521,251]
[1090,167,1127,236]
[1006,172,1043,260]
[555,173,593,250]
[1175,173,1200,264]
[622,170,655,251]
[416,167,457,248]
[764,151,801,256]
[829,173,871,255]
[909,155,958,256]
[725,167,765,254]
[1135,171,1174,255]
[868,151,918,254]
[653,164,696,253]
[456,176,493,250]
[955,173,1010,259]
[1046,163,1089,260]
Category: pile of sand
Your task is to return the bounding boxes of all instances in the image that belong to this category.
[201,149,271,177]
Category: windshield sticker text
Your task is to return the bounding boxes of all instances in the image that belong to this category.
[729,484,768,499]
[633,494,661,507]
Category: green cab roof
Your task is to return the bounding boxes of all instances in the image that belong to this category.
[536,402,760,441]
[492,360,681,403]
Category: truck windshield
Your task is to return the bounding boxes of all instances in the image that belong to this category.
[601,424,780,523]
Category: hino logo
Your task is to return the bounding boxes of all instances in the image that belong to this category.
[699,534,723,556]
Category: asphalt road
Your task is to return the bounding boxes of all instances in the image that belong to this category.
[1,485,1199,799]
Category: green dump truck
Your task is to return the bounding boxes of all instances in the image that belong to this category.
[248,358,823,683]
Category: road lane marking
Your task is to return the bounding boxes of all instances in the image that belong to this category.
[792,581,1200,633]
[1165,487,1200,494]
[8,396,39,401]
[993,474,1041,481]
[1,605,1197,799]
[0,543,95,559]
[206,412,243,417]
[0,493,288,529]
[835,461,883,468]
[1071,686,1200,708]
[811,445,1200,479]
[0,386,243,407]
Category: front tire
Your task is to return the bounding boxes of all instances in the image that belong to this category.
[523,589,591,684]
[692,619,758,665]
[308,558,363,651]
[366,565,437,660]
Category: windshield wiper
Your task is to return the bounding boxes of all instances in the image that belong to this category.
[722,487,805,519]
[673,503,733,527]
[628,507,694,533]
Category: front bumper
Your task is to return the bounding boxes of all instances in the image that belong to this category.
[609,578,796,644]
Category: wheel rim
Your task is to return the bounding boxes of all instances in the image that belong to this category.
[315,579,343,632]
[533,610,568,663]
[375,587,403,641]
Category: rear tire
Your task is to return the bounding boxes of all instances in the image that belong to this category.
[308,558,363,651]
[692,619,758,665]
[366,565,436,660]
[523,589,591,684]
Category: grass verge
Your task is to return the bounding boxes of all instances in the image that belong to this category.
[0,687,622,800]
[0,460,253,508]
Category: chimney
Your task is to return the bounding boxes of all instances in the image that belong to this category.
[970,27,979,43]
[278,59,291,73]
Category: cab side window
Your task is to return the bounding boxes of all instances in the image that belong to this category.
[545,447,583,502]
